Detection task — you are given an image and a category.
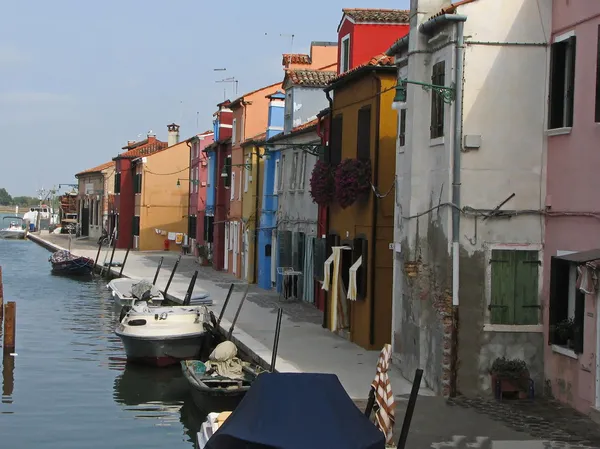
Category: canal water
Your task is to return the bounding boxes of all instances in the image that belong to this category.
[0,233,206,448]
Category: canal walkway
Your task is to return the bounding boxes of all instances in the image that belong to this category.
[27,232,429,400]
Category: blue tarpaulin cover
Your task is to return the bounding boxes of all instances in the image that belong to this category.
[206,372,386,449]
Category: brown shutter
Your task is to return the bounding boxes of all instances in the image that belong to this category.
[356,106,371,161]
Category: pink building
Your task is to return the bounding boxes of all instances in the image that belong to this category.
[544,0,600,417]
[189,131,214,256]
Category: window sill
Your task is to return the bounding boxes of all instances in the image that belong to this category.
[545,127,572,137]
[552,344,578,360]
[483,324,543,333]
[430,137,445,147]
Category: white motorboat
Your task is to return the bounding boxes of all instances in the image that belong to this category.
[107,278,165,307]
[197,411,233,449]
[115,300,210,367]
[0,216,26,239]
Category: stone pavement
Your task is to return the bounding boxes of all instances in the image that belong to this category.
[28,233,600,448]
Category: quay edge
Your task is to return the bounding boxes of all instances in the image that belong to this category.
[26,232,298,375]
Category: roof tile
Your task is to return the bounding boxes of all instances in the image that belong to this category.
[343,8,410,24]
[286,69,337,88]
[282,54,311,66]
[329,53,395,85]
[76,161,114,176]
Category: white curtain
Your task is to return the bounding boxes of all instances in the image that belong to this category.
[303,235,315,304]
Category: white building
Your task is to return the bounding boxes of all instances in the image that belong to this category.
[387,0,551,396]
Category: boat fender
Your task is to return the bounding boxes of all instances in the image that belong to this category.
[127,319,147,326]
[119,305,132,323]
[159,312,168,320]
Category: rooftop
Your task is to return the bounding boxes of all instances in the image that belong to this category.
[75,161,114,177]
[338,8,410,31]
[328,53,395,86]
[285,69,337,88]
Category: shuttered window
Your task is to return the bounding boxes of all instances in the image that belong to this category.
[132,216,140,236]
[224,156,232,188]
[356,106,371,161]
[489,250,540,325]
[430,61,445,139]
[188,215,197,239]
[399,109,406,147]
[203,216,214,243]
[549,36,576,129]
[353,237,368,300]
[134,173,142,194]
[277,230,293,268]
[595,26,600,122]
[313,238,326,281]
[329,115,343,166]
[114,172,121,194]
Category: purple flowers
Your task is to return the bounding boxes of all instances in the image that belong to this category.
[309,160,335,206]
[334,158,372,209]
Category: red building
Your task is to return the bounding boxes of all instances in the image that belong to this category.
[113,133,167,249]
[205,101,233,271]
[336,8,410,74]
[189,130,214,256]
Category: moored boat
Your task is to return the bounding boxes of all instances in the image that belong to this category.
[49,250,94,276]
[0,216,26,240]
[107,278,165,307]
[115,301,210,367]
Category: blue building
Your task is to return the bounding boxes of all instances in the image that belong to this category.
[257,91,285,290]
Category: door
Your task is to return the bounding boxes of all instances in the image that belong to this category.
[232,223,238,275]
[224,223,229,271]
[244,230,250,281]
[596,292,600,409]
[81,206,90,237]
[271,230,277,287]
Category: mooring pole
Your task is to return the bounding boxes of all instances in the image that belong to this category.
[217,283,235,327]
[119,247,131,278]
[163,255,181,297]
[227,283,250,340]
[182,271,198,306]
[2,350,14,398]
[93,241,103,275]
[396,368,424,449]
[106,238,118,278]
[0,266,4,322]
[270,308,283,372]
[3,302,16,353]
[152,257,164,285]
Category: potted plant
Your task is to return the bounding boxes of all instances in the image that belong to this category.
[197,244,210,266]
[555,318,575,348]
[309,160,336,206]
[490,357,530,400]
[334,158,372,209]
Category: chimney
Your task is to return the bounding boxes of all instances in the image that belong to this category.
[266,91,285,139]
[167,123,180,146]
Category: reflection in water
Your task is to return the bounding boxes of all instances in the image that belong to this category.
[2,351,15,404]
[0,239,206,448]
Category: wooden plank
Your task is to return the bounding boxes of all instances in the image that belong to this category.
[514,250,540,325]
[490,250,514,324]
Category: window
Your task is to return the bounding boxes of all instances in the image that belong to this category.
[132,216,140,236]
[204,215,214,243]
[290,153,299,190]
[114,172,121,194]
[278,155,285,192]
[430,61,445,139]
[399,109,406,147]
[232,118,237,144]
[224,156,231,188]
[594,25,600,123]
[357,105,371,161]
[341,34,350,73]
[244,156,250,192]
[196,167,199,193]
[489,250,540,325]
[298,152,307,191]
[238,171,242,200]
[313,238,326,281]
[548,255,585,354]
[329,115,343,165]
[273,159,280,195]
[230,172,236,200]
[134,172,142,194]
[188,215,197,239]
[549,35,576,129]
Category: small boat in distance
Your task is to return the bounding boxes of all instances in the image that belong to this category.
[0,216,26,239]
[49,250,94,276]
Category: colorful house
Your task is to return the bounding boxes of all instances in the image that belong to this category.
[320,54,397,351]
[543,1,600,416]
[113,132,167,249]
[240,133,266,283]
[75,160,115,240]
[282,41,338,70]
[188,130,214,257]
[386,0,550,397]
[226,82,282,279]
[204,101,233,270]
[257,92,286,290]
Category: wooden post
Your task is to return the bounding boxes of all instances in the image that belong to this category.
[106,238,118,278]
[2,350,14,398]
[119,247,131,278]
[152,257,164,285]
[3,302,16,352]
[163,255,181,297]
[93,241,103,275]
[0,266,3,322]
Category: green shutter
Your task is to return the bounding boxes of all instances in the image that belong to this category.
[490,250,515,324]
[513,250,540,325]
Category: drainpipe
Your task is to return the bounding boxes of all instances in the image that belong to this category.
[370,72,381,347]
[420,13,467,397]
[186,140,193,243]
[253,144,261,283]
[323,89,334,330]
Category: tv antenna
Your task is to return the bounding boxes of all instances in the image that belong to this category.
[216,77,239,99]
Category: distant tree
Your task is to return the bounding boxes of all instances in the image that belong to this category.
[0,188,12,206]
[12,196,39,207]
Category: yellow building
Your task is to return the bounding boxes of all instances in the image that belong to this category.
[240,133,266,283]
[135,139,191,252]
[322,54,397,350]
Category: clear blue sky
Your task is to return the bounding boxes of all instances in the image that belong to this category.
[0,0,409,196]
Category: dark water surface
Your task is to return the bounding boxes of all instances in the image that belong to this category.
[0,238,205,448]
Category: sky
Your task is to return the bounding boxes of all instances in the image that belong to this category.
[0,0,410,197]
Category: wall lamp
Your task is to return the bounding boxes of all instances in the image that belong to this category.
[220,163,252,179]
[176,178,201,188]
[393,79,456,109]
